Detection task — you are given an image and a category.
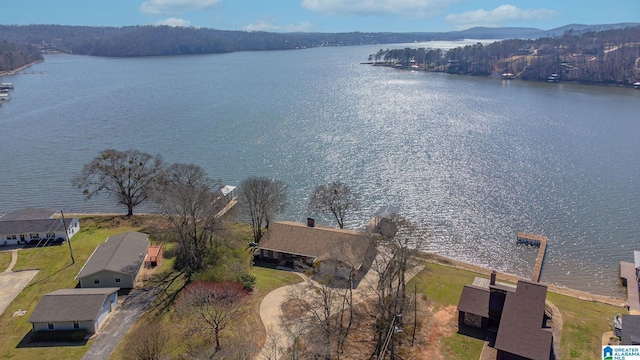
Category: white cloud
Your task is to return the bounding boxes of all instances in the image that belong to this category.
[244,18,314,32]
[140,0,221,15]
[301,0,460,18]
[156,17,192,27]
[445,4,561,29]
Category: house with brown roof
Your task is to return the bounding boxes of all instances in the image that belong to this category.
[76,231,149,288]
[28,287,119,334]
[457,274,554,360]
[256,220,374,279]
[0,208,80,246]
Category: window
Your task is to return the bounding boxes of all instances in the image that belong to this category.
[29,233,39,240]
[115,276,121,283]
[73,321,80,329]
[272,251,279,259]
[48,322,54,330]
[93,276,100,285]
[5,235,10,240]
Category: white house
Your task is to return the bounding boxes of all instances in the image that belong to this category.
[0,208,79,246]
[28,288,119,333]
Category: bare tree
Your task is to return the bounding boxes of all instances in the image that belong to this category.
[178,281,247,352]
[287,275,353,360]
[72,149,164,216]
[308,181,359,229]
[369,218,423,360]
[237,176,288,243]
[125,322,171,360]
[154,163,225,278]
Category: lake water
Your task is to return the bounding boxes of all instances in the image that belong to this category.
[1,42,639,296]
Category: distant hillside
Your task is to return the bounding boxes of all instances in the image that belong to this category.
[370,25,640,87]
[0,41,43,73]
[0,23,638,66]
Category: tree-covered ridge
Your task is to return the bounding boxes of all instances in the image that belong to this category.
[0,41,43,72]
[0,25,308,57]
[371,25,640,86]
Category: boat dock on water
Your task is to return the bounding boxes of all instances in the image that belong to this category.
[517,232,548,282]
[0,82,14,90]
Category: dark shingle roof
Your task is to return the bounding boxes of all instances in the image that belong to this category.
[76,231,149,279]
[258,221,371,270]
[494,280,553,360]
[457,285,490,318]
[0,208,56,221]
[28,288,119,323]
[622,315,640,345]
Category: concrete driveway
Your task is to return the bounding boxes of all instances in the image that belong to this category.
[0,270,39,317]
[81,286,162,360]
[0,248,38,317]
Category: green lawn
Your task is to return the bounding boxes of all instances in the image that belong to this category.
[547,292,624,360]
[0,250,12,272]
[0,216,143,360]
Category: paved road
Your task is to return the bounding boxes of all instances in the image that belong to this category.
[81,286,162,360]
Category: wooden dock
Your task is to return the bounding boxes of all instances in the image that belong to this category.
[620,261,640,314]
[517,232,548,282]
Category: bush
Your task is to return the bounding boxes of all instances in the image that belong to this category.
[239,273,256,291]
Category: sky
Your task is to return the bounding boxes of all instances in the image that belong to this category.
[0,0,638,33]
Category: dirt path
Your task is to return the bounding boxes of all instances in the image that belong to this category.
[3,249,18,273]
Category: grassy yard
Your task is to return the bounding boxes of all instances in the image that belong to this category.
[0,250,12,271]
[408,261,625,360]
[108,264,302,360]
[408,262,486,360]
[547,292,624,360]
[0,215,146,360]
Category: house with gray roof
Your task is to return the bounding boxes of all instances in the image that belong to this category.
[28,287,119,333]
[76,231,149,288]
[0,208,79,246]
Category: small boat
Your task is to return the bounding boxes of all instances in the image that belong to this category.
[0,93,10,101]
[548,74,559,82]
[502,73,515,79]
[634,82,640,89]
[0,89,8,94]
[0,82,14,90]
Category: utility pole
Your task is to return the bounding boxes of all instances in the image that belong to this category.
[60,210,75,264]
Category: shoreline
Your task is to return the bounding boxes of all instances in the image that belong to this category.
[47,212,628,307]
[0,60,44,77]
[419,251,627,307]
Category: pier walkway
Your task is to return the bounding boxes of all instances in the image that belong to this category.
[620,261,640,314]
[517,232,548,282]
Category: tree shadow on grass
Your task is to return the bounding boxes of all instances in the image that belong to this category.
[16,330,88,348]
[146,269,187,315]
[25,263,74,288]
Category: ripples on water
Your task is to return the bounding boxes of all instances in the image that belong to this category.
[1,45,639,296]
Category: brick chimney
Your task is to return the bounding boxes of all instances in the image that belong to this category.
[307,217,315,227]
[490,270,497,286]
